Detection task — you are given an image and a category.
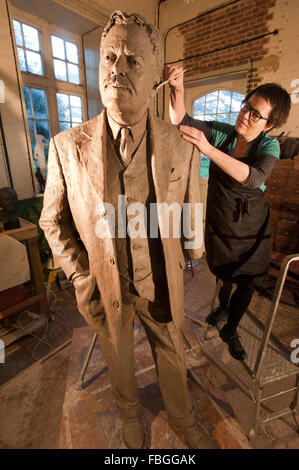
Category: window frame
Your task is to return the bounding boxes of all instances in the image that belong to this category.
[13,19,44,76]
[51,34,81,85]
[192,89,244,125]
[11,7,87,179]
[56,92,83,131]
[22,85,51,146]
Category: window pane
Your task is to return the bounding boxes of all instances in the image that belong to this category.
[36,120,50,141]
[218,90,231,113]
[26,50,43,75]
[57,93,70,120]
[70,95,82,122]
[205,114,216,121]
[229,113,238,125]
[217,113,230,123]
[23,86,32,117]
[194,113,205,121]
[51,35,65,60]
[66,41,78,64]
[22,23,40,51]
[231,92,244,112]
[31,88,48,119]
[200,156,210,178]
[205,91,218,114]
[28,119,36,143]
[54,59,67,81]
[13,20,23,46]
[67,63,80,84]
[60,122,71,132]
[193,96,205,115]
[17,47,27,71]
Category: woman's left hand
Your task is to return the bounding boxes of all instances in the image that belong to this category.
[180,125,212,156]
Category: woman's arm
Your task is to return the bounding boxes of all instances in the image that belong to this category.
[180,125,278,186]
[180,125,251,184]
[164,65,187,125]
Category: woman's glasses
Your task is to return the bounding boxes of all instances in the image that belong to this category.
[240,101,269,123]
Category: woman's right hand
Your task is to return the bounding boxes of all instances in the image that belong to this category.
[163,65,185,91]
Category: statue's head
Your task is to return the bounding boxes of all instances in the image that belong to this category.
[99,10,164,124]
[0,187,20,229]
[0,187,18,214]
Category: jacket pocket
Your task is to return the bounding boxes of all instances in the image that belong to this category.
[74,250,90,275]
[74,274,105,319]
[169,176,182,183]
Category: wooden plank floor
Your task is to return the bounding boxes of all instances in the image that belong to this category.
[58,321,251,449]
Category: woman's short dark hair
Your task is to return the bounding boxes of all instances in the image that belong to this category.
[245,83,291,129]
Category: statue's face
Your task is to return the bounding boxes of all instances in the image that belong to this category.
[0,188,17,213]
[99,23,157,124]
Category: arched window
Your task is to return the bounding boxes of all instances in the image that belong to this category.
[193,90,244,177]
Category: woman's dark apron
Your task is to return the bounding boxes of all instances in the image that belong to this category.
[205,130,271,287]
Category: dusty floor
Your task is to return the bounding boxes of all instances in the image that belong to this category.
[0,256,298,449]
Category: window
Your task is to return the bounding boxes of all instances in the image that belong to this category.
[193,90,244,177]
[57,93,82,131]
[23,86,50,153]
[12,9,86,192]
[51,35,80,84]
[13,20,43,76]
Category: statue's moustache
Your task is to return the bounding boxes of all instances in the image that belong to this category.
[105,75,131,91]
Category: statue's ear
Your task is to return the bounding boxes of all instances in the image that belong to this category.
[150,87,157,98]
[151,73,163,98]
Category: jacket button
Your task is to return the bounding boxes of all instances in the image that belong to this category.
[113,300,119,308]
[109,257,115,265]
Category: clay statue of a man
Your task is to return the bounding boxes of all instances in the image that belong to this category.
[0,186,20,230]
[40,10,215,449]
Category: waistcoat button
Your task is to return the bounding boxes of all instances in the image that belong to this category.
[112,300,119,308]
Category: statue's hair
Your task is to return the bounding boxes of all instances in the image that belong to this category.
[101,10,164,85]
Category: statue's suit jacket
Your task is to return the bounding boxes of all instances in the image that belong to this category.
[40,108,203,348]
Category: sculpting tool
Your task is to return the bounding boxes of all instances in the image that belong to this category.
[155,68,187,91]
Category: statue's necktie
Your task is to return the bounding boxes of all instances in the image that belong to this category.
[119,127,133,167]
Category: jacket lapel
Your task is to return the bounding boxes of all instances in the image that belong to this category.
[73,109,108,201]
[148,110,172,204]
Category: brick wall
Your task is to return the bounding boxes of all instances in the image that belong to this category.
[178,0,277,92]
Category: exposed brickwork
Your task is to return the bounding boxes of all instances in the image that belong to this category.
[178,0,277,92]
